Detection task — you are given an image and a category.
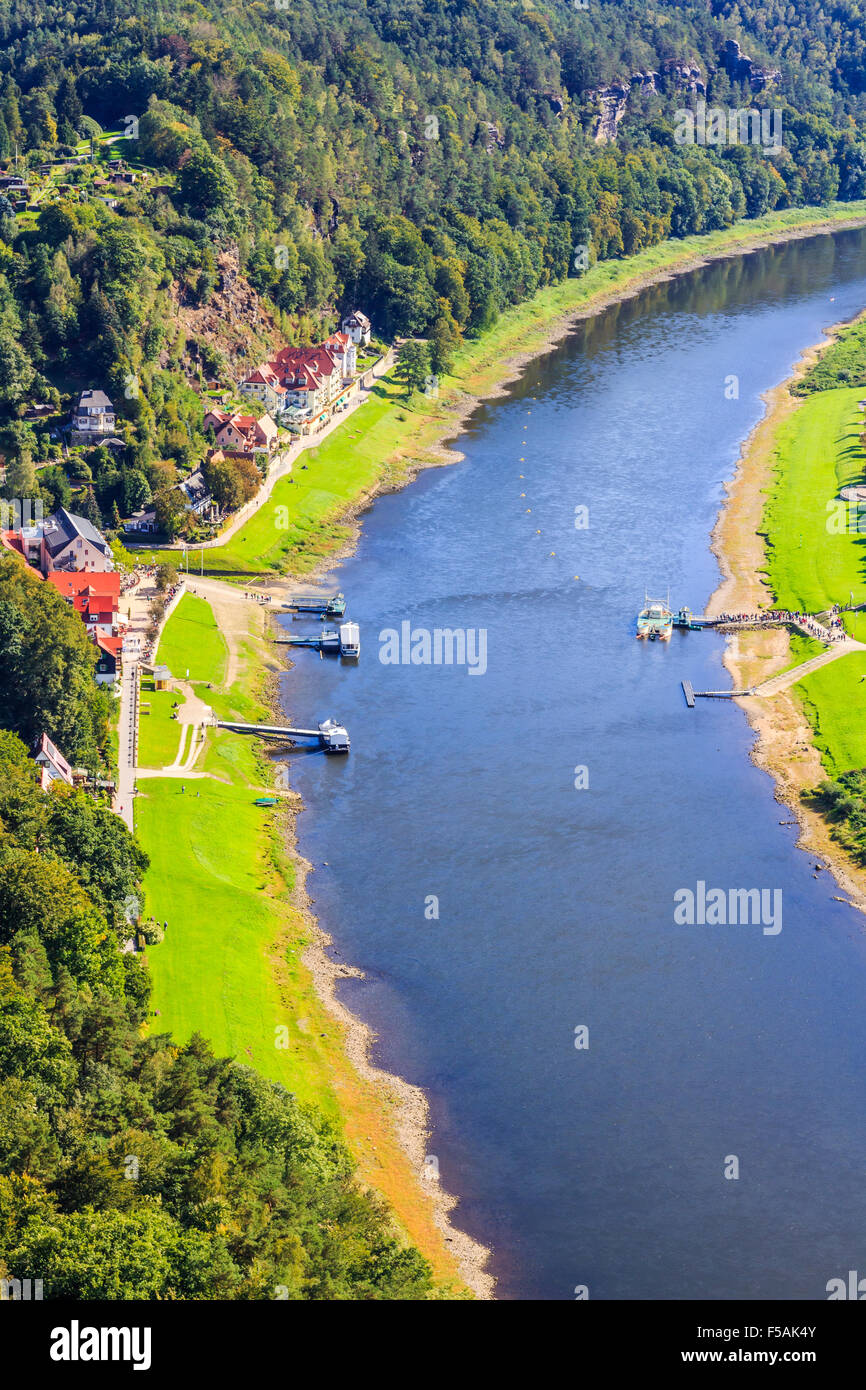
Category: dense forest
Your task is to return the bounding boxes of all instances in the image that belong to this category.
[1,0,866,530]
[0,553,441,1299]
[5,0,866,1299]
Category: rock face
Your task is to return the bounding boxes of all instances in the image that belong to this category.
[171,247,280,375]
[721,38,781,92]
[591,61,706,143]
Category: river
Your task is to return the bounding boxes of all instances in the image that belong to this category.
[280,228,866,1300]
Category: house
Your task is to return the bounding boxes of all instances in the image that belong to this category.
[124,505,158,534]
[94,633,123,686]
[341,310,371,346]
[321,331,357,379]
[71,389,116,443]
[46,570,120,635]
[34,732,73,788]
[239,336,360,428]
[177,469,219,522]
[1,523,42,569]
[203,409,279,456]
[236,364,287,416]
[40,507,114,574]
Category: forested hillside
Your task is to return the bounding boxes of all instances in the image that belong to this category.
[0,558,440,1298]
[1,0,866,529]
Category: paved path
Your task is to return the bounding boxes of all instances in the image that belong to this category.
[750,636,866,698]
[114,657,138,831]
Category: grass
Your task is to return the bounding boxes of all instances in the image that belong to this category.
[137,776,339,1108]
[137,678,183,770]
[155,592,228,685]
[759,364,866,775]
[762,386,866,613]
[136,200,866,579]
[773,632,827,677]
[794,653,866,773]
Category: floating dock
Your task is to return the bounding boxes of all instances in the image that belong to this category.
[275,621,360,657]
[216,718,350,753]
[681,682,754,707]
[284,592,347,618]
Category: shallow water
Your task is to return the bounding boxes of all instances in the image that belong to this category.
[281,229,866,1299]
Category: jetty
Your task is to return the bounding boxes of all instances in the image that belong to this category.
[284,592,347,618]
[215,718,350,753]
[274,621,360,657]
[681,681,753,706]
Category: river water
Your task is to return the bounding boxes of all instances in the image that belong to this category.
[280,228,866,1300]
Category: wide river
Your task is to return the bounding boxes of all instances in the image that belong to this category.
[280,228,866,1300]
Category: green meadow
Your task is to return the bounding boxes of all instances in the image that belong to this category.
[135,593,343,1116]
[155,592,228,684]
[796,652,866,774]
[762,385,866,616]
[760,373,866,773]
[137,679,183,770]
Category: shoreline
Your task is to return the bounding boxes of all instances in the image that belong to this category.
[707,331,866,916]
[195,209,866,1300]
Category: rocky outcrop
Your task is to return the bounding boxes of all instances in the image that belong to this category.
[590,61,706,143]
[721,38,781,92]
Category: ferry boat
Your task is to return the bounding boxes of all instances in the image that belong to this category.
[636,593,673,641]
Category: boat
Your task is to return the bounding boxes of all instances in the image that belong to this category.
[672,605,705,630]
[636,593,673,641]
[254,796,277,807]
[288,592,346,617]
[338,622,360,658]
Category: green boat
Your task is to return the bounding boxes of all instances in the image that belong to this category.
[254,796,277,807]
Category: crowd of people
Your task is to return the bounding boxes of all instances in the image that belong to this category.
[714,607,848,642]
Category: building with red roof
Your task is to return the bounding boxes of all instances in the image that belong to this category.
[46,570,120,635]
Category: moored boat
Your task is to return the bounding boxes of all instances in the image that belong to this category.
[636,594,673,641]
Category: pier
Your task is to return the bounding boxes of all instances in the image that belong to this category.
[215,718,350,753]
[681,681,755,706]
[274,621,360,657]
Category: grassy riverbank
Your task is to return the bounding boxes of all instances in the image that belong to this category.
[138,202,866,578]
[134,587,483,1293]
[712,306,866,904]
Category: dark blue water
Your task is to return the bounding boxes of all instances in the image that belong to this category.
[280,229,866,1300]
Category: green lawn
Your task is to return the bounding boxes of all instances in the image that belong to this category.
[156,592,228,684]
[137,679,184,770]
[794,652,866,774]
[774,632,827,677]
[137,777,326,1100]
[763,385,866,613]
[135,595,342,1115]
[762,381,866,775]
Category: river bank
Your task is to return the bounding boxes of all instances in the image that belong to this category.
[141,202,866,580]
[142,208,866,1302]
[708,326,866,915]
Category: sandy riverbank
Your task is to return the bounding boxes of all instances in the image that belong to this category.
[214,212,866,1300]
[707,333,866,916]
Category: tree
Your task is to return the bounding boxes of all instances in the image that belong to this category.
[395,340,432,396]
[82,488,103,529]
[155,563,178,593]
[0,555,108,765]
